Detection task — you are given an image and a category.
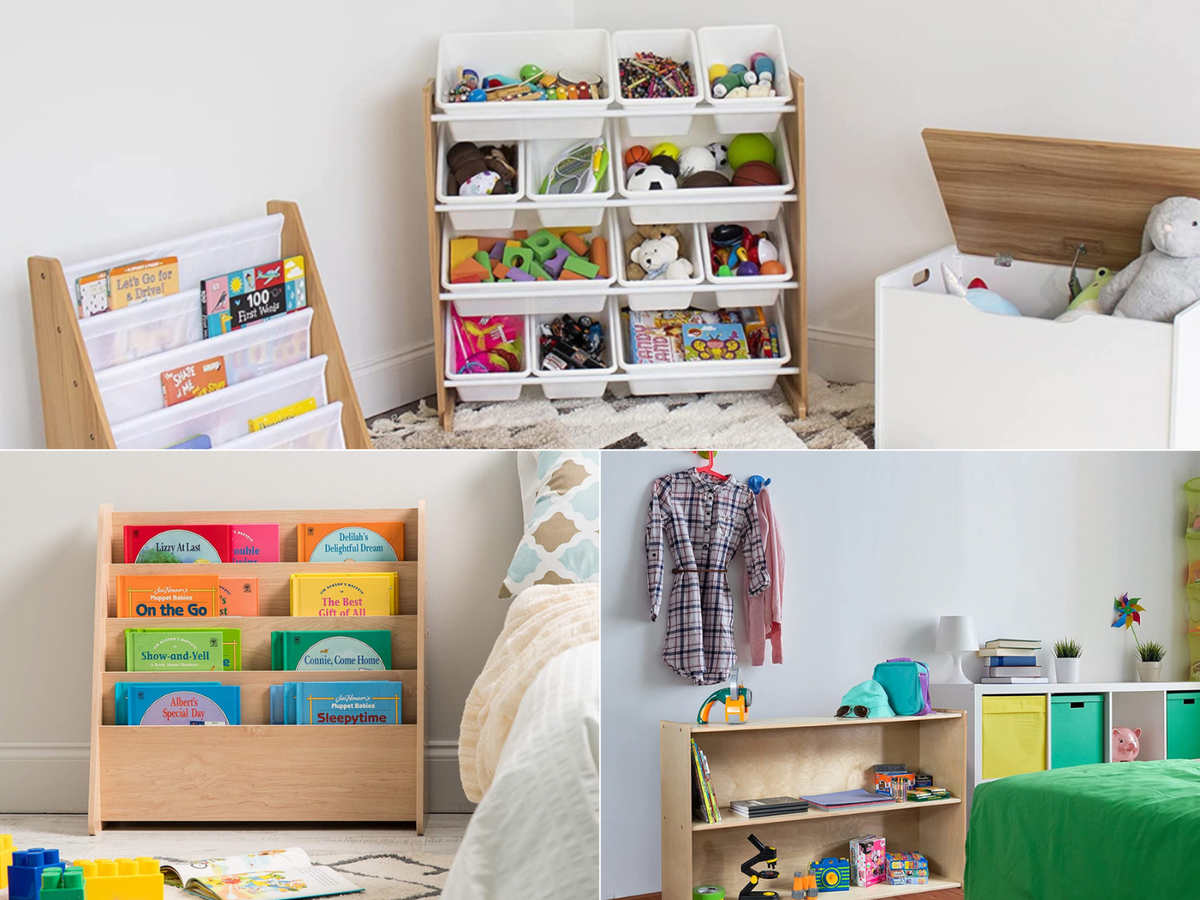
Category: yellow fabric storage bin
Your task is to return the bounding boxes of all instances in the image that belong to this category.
[982,695,1047,779]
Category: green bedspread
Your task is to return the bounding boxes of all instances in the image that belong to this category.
[965,760,1200,899]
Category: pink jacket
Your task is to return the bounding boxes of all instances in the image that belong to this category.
[743,486,783,665]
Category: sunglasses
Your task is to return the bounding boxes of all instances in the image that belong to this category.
[836,705,869,719]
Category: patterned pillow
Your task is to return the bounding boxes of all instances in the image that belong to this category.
[500,451,600,599]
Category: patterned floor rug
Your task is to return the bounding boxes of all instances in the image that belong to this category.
[370,375,874,450]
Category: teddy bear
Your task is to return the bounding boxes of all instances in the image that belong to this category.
[624,224,684,280]
[631,235,694,281]
[1098,196,1200,322]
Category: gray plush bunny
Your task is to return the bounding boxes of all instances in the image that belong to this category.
[1099,196,1200,322]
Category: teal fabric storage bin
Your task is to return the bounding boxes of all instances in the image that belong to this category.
[1167,692,1200,759]
[1051,694,1104,768]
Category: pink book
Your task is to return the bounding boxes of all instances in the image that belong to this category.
[231,524,280,563]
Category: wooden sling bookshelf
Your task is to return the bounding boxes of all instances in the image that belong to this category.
[88,503,427,835]
[29,201,373,450]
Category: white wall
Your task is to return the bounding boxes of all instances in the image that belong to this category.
[0,449,524,814]
[600,450,1200,898]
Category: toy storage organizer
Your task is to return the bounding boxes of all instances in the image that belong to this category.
[876,130,1200,450]
[661,713,968,900]
[87,503,427,834]
[424,27,808,430]
[29,201,372,449]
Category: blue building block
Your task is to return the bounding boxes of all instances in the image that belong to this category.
[9,848,62,900]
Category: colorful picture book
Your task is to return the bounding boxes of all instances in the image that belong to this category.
[271,631,392,671]
[297,523,405,562]
[125,627,242,671]
[115,574,219,619]
[269,681,403,725]
[248,398,318,432]
[124,524,280,563]
[162,848,362,900]
[682,323,750,361]
[218,577,260,617]
[161,356,228,406]
[625,308,778,364]
[168,435,213,450]
[75,256,180,318]
[289,573,398,617]
[115,682,241,725]
[691,738,721,823]
[201,256,307,339]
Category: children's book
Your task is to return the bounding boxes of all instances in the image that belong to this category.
[218,577,259,617]
[124,629,226,672]
[124,525,233,564]
[682,323,750,361]
[161,848,362,900]
[125,627,242,671]
[289,573,398,617]
[270,630,392,671]
[201,256,307,339]
[269,681,403,725]
[297,523,405,562]
[248,397,317,432]
[115,574,219,618]
[161,356,228,406]
[232,525,280,563]
[168,435,213,449]
[108,257,180,309]
[115,682,240,725]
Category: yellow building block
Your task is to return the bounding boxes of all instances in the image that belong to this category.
[1,834,15,890]
[449,237,479,273]
[72,858,163,900]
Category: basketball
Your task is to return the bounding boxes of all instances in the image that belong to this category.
[623,145,652,169]
[732,160,783,187]
[682,171,732,189]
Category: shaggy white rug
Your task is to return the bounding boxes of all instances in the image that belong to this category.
[370,375,873,450]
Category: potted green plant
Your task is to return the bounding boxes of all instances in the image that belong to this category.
[1112,592,1165,682]
[1052,639,1082,684]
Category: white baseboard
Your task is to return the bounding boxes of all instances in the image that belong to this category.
[809,326,875,385]
[350,341,436,419]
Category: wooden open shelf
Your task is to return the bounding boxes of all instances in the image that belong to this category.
[88,504,427,834]
[661,712,968,899]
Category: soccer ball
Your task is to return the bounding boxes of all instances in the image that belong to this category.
[707,142,730,169]
[627,164,678,192]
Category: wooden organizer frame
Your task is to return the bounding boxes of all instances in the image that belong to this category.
[421,74,809,432]
[28,201,373,450]
[661,713,968,899]
[88,504,427,834]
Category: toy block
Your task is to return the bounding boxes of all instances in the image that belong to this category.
[489,241,506,261]
[513,230,528,240]
[473,236,502,253]
[505,240,522,249]
[562,232,589,257]
[508,267,535,282]
[502,245,534,271]
[521,229,565,263]
[73,858,163,900]
[9,849,62,900]
[449,237,479,272]
[589,236,610,278]
[451,257,490,284]
[472,251,495,282]
[526,259,551,281]
[492,262,510,279]
[559,269,588,281]
[41,867,84,900]
[71,861,97,880]
[563,255,601,279]
[543,248,569,278]
[1,834,15,889]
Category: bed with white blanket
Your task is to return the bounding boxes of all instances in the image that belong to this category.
[442,582,599,900]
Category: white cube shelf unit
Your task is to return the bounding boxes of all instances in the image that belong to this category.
[422,28,808,431]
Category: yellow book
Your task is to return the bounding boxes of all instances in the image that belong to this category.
[107,257,180,309]
[289,573,398,617]
[248,397,317,432]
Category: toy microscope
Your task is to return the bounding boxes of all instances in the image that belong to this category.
[739,834,780,899]
[697,667,752,725]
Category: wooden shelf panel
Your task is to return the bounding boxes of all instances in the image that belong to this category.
[110,508,420,563]
[105,615,418,671]
[101,669,418,726]
[688,712,964,735]
[97,724,418,822]
[695,798,961,832]
[838,875,961,898]
[106,562,418,617]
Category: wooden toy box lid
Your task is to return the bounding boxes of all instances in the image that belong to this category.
[923,128,1200,271]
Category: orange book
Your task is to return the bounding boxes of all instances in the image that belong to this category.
[218,577,259,617]
[115,574,219,619]
[297,522,405,562]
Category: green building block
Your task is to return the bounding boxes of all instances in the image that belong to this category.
[527,259,551,281]
[563,255,601,279]
[522,230,565,263]
[472,251,495,282]
[502,245,535,271]
[42,867,85,900]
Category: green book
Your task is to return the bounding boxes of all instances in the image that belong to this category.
[124,627,242,672]
[271,630,392,671]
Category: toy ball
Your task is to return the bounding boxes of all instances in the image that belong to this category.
[737,261,760,277]
[757,236,779,263]
[759,260,785,276]
[707,63,729,84]
[651,142,680,161]
[624,145,653,169]
[627,164,678,192]
[728,133,777,170]
[678,145,717,180]
[707,142,729,168]
[682,171,731,189]
[648,154,681,179]
[520,63,544,81]
[467,88,487,102]
[732,160,783,187]
[626,161,648,179]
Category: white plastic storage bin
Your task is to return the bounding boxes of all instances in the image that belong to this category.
[615,118,794,226]
[525,125,616,228]
[110,356,329,449]
[441,209,617,316]
[700,213,792,308]
[616,212,704,311]
[619,301,792,396]
[435,125,525,231]
[444,309,532,402]
[435,30,615,142]
[531,299,619,399]
[611,29,703,137]
[217,401,346,450]
[94,309,314,425]
[697,25,792,133]
[79,290,203,371]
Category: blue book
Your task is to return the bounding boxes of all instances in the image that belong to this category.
[982,656,1037,667]
[116,681,240,725]
[270,681,402,725]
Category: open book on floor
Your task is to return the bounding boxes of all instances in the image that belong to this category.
[162,848,363,900]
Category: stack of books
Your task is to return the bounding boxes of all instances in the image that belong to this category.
[980,638,1048,683]
[691,739,721,823]
[729,796,809,819]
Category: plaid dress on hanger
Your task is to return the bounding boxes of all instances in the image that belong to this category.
[646,469,770,685]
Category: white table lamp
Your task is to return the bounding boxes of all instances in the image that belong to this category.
[936,616,979,684]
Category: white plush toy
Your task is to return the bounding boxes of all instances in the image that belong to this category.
[631,235,694,281]
[1099,196,1200,322]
